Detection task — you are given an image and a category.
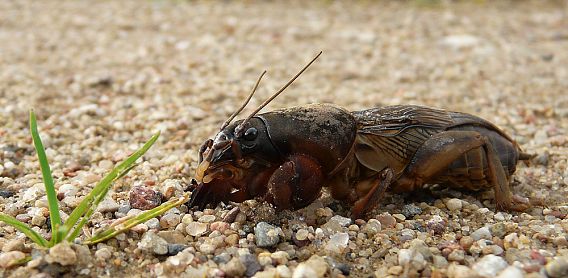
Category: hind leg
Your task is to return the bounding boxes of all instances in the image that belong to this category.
[395,131,529,211]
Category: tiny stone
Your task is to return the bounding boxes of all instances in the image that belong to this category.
[145,218,160,230]
[376,214,397,228]
[138,231,168,255]
[167,244,187,256]
[210,221,229,233]
[496,266,524,278]
[223,257,246,277]
[446,198,463,211]
[240,254,262,277]
[0,189,14,198]
[182,214,194,224]
[491,222,507,238]
[0,251,26,268]
[226,234,239,246]
[199,243,215,254]
[326,232,349,254]
[473,254,509,277]
[427,215,446,235]
[362,219,381,236]
[31,214,46,226]
[254,222,281,247]
[398,249,426,270]
[97,198,120,213]
[46,242,77,266]
[295,229,309,241]
[471,226,492,241]
[388,265,403,275]
[402,203,422,218]
[15,214,31,223]
[448,249,465,262]
[271,251,289,265]
[277,265,292,278]
[2,238,25,252]
[223,207,240,223]
[95,248,112,260]
[302,255,328,277]
[329,215,352,227]
[393,213,406,221]
[448,264,473,278]
[131,224,148,233]
[160,213,181,229]
[460,236,474,250]
[433,255,448,268]
[186,222,208,236]
[213,253,231,264]
[545,256,568,278]
[198,214,216,223]
[129,185,162,210]
[255,268,278,278]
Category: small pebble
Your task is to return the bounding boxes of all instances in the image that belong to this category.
[167,244,187,256]
[376,213,397,228]
[471,226,492,241]
[446,198,463,211]
[97,198,120,213]
[240,254,262,277]
[362,219,381,236]
[198,214,216,223]
[294,255,327,278]
[473,254,509,277]
[326,233,349,254]
[0,251,26,268]
[95,248,112,260]
[145,218,160,230]
[186,222,208,237]
[393,213,406,221]
[129,186,162,210]
[46,242,77,266]
[160,213,181,229]
[254,222,282,247]
[545,256,568,278]
[496,266,524,278]
[402,203,422,218]
[223,257,246,277]
[295,229,309,241]
[138,231,168,255]
[198,243,215,255]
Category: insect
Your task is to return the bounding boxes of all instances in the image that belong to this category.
[187,52,531,219]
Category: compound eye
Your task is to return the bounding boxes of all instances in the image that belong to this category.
[243,127,258,141]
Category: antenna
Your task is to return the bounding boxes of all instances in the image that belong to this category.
[220,70,267,131]
[235,51,323,135]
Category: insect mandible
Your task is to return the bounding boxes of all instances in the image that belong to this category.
[187,52,531,219]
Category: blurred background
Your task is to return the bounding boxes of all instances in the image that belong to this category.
[1,0,567,207]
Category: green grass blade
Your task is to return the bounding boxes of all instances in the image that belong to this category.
[84,193,189,245]
[29,110,63,245]
[63,131,160,242]
[0,214,49,247]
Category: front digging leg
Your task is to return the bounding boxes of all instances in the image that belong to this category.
[351,168,395,219]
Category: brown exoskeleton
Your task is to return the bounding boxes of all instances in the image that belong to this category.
[188,52,531,219]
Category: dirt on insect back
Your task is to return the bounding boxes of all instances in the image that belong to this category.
[1,0,568,277]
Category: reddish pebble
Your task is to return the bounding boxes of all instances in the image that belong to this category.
[210,221,230,233]
[530,249,547,265]
[129,186,162,210]
[376,214,396,228]
[223,207,240,223]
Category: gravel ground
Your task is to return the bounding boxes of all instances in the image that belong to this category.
[1,1,567,277]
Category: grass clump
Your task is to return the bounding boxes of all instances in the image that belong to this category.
[0,110,188,248]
